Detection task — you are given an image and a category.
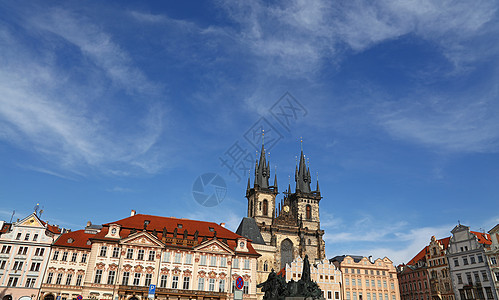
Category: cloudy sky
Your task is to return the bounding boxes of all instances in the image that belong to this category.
[1,0,498,265]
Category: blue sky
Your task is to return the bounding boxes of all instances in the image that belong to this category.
[1,0,498,265]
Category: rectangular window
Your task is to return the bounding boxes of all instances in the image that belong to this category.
[61,252,68,261]
[46,272,54,284]
[233,258,239,268]
[378,280,381,287]
[243,281,249,294]
[145,274,152,286]
[367,293,371,300]
[358,279,362,286]
[122,272,130,285]
[7,277,19,287]
[220,257,227,267]
[56,273,63,285]
[210,256,217,266]
[219,279,225,292]
[329,291,334,300]
[463,257,468,265]
[373,294,377,300]
[16,233,22,240]
[495,271,499,281]
[454,259,459,267]
[198,278,205,290]
[385,294,388,300]
[112,247,120,258]
[12,261,23,270]
[244,259,250,269]
[347,292,351,300]
[470,256,476,264]
[481,270,488,281]
[491,257,497,265]
[183,276,190,289]
[353,292,357,300]
[148,250,155,261]
[352,278,356,286]
[391,282,394,289]
[18,246,28,255]
[126,249,134,259]
[66,274,73,285]
[108,270,116,284]
[34,247,44,256]
[372,279,375,286]
[33,234,38,241]
[160,275,168,288]
[366,279,370,286]
[81,253,87,263]
[30,262,41,271]
[24,233,30,241]
[478,255,483,263]
[383,280,387,288]
[474,271,480,283]
[25,277,36,288]
[0,260,6,269]
[137,249,145,260]
[163,251,170,262]
[336,292,340,300]
[346,278,349,285]
[99,246,107,257]
[174,252,182,263]
[71,252,77,262]
[209,278,215,291]
[76,274,83,286]
[186,253,193,264]
[133,273,141,286]
[94,270,102,284]
[457,274,462,284]
[485,287,493,299]
[1,245,11,254]
[200,255,207,265]
[172,275,179,289]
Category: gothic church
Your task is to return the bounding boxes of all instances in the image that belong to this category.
[236,142,325,284]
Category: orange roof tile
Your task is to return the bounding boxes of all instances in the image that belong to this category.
[40,220,62,234]
[471,231,492,245]
[277,267,286,277]
[407,246,428,266]
[53,230,93,249]
[98,214,259,256]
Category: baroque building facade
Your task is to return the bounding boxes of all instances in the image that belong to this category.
[486,225,499,298]
[426,236,454,300]
[237,144,325,288]
[330,255,400,300]
[0,212,63,300]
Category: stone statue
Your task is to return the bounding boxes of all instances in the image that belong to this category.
[257,255,323,300]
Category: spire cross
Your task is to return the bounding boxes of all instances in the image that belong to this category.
[262,129,265,145]
[300,136,303,151]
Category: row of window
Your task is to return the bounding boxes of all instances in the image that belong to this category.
[344,278,395,289]
[53,250,87,263]
[6,276,37,288]
[453,254,484,267]
[344,268,391,277]
[46,272,84,286]
[89,270,249,294]
[456,270,489,285]
[345,291,395,300]
[0,245,46,256]
[458,286,494,300]
[14,232,39,242]
[401,280,428,292]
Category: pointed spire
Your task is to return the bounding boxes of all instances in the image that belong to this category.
[274,173,278,192]
[255,134,270,188]
[295,141,312,193]
[316,175,320,194]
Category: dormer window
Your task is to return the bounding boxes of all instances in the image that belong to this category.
[178,224,183,229]
[67,238,74,244]
[209,227,214,232]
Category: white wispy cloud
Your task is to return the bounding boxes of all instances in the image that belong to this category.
[0,6,170,176]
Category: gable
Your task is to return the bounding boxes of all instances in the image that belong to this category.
[121,232,163,247]
[195,239,234,255]
[18,214,45,228]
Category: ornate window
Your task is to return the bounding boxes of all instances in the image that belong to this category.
[263,200,268,216]
[306,205,312,220]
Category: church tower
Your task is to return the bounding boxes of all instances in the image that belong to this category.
[243,141,325,272]
[246,144,278,229]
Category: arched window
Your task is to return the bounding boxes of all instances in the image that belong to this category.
[249,200,253,216]
[308,239,311,245]
[306,205,312,220]
[264,261,268,272]
[263,200,268,216]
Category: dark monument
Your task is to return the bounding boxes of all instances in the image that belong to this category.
[257,255,323,300]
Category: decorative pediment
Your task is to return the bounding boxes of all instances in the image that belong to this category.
[194,239,234,255]
[219,272,227,279]
[109,264,118,271]
[145,266,155,274]
[134,265,143,273]
[18,214,45,228]
[198,270,206,278]
[96,263,105,270]
[160,267,169,275]
[183,269,192,276]
[123,264,132,271]
[243,275,251,281]
[121,231,163,247]
[172,267,181,275]
[208,271,217,278]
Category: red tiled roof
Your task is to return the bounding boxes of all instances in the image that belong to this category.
[98,214,259,256]
[54,230,93,249]
[471,231,492,245]
[407,246,428,266]
[0,223,11,234]
[40,220,62,234]
[438,237,451,249]
[277,267,286,277]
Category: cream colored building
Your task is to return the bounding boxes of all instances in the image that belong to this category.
[0,212,62,300]
[331,255,400,300]
[285,257,342,300]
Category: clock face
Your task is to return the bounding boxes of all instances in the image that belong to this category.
[111,228,117,235]
[283,205,290,213]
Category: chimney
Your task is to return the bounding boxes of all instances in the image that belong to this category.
[220,223,226,228]
[131,210,136,216]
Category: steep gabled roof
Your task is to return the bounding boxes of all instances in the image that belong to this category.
[236,217,265,245]
[407,246,428,266]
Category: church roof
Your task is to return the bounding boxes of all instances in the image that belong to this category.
[329,255,365,264]
[236,217,266,245]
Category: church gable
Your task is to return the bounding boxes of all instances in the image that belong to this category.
[121,232,163,247]
[194,239,234,255]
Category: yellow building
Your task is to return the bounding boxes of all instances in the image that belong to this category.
[330,255,400,300]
